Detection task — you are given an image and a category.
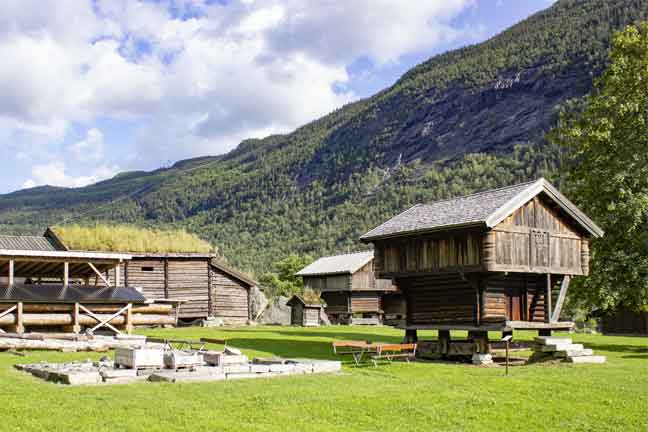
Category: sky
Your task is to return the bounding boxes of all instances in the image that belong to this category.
[0,0,555,194]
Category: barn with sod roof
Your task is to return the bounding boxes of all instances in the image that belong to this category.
[296,251,402,325]
[360,178,604,358]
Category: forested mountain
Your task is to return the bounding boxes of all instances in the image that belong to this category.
[1,0,647,275]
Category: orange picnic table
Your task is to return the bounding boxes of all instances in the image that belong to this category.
[332,340,417,366]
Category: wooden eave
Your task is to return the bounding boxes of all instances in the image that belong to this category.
[485,179,604,238]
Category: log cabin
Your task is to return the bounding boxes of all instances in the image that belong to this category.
[296,251,402,325]
[0,234,176,334]
[360,178,604,355]
[286,295,325,327]
[107,254,258,325]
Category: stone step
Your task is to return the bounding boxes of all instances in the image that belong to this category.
[566,355,607,364]
[554,349,594,358]
[535,337,573,346]
[540,343,583,352]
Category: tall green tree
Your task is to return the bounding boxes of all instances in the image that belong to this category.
[259,254,314,298]
[550,22,648,311]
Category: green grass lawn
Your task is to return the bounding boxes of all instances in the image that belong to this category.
[0,326,646,432]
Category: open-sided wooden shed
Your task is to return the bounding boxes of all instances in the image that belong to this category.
[108,254,258,325]
[0,234,175,334]
[600,307,648,336]
[360,179,603,354]
[296,251,401,325]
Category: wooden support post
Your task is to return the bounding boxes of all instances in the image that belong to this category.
[115,261,121,287]
[403,329,418,344]
[551,275,570,323]
[545,274,552,323]
[8,259,14,288]
[73,302,81,334]
[438,330,451,356]
[469,330,490,354]
[63,262,69,288]
[15,302,24,334]
[87,263,111,287]
[125,302,133,334]
[207,262,213,317]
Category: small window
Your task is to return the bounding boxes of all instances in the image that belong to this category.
[141,266,154,272]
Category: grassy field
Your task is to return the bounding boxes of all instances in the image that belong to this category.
[0,326,646,432]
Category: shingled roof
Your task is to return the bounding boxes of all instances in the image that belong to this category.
[360,178,604,241]
[296,251,374,276]
[0,235,62,252]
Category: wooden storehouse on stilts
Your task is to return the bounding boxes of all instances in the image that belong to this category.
[0,234,176,335]
[360,179,603,359]
[296,251,402,325]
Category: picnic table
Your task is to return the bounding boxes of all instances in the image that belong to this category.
[332,340,417,366]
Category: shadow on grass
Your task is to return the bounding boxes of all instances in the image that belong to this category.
[218,327,404,343]
[581,342,648,354]
[223,337,344,362]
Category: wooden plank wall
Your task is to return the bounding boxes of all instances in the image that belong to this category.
[303,308,320,326]
[490,197,585,275]
[291,304,303,326]
[168,260,209,319]
[304,275,351,292]
[350,292,381,313]
[211,266,249,325]
[602,309,648,335]
[375,233,482,276]
[399,274,475,325]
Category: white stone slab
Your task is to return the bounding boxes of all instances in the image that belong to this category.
[249,364,270,373]
[269,364,295,373]
[540,343,583,352]
[567,355,607,364]
[554,349,593,358]
[221,354,248,366]
[223,364,251,374]
[535,337,573,345]
[57,371,103,385]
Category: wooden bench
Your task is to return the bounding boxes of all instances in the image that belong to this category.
[369,343,417,367]
[332,340,377,365]
[332,341,417,366]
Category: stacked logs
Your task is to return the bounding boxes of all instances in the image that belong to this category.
[0,303,176,329]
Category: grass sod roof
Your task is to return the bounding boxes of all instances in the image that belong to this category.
[49,224,215,254]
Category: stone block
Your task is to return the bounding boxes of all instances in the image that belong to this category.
[540,343,583,352]
[223,364,250,374]
[227,372,269,380]
[269,363,295,373]
[249,364,270,373]
[534,337,573,346]
[56,371,103,385]
[471,353,493,365]
[311,360,342,373]
[203,351,224,366]
[221,354,248,365]
[553,349,593,358]
[566,355,607,364]
[100,368,138,379]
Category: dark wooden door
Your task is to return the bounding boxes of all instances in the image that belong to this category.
[506,286,522,321]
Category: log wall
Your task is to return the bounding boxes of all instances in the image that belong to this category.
[123,260,166,298]
[211,266,250,325]
[483,273,548,323]
[374,232,483,276]
[399,274,476,325]
[321,292,349,316]
[350,292,381,313]
[167,260,209,319]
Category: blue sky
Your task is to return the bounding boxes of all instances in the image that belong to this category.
[0,0,554,193]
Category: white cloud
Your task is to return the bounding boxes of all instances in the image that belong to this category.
[69,128,104,162]
[0,0,478,189]
[23,161,118,189]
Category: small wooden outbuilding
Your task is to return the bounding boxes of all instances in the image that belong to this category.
[286,295,325,327]
[360,178,603,354]
[600,308,648,335]
[296,251,401,325]
[109,254,258,325]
